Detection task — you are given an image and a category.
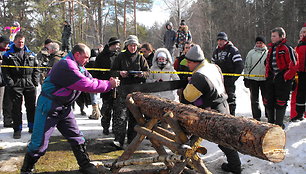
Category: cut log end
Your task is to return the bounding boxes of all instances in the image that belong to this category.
[262,126,286,162]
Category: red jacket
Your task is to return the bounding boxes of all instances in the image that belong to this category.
[265,39,298,80]
[296,36,306,72]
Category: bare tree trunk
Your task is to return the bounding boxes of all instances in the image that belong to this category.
[177,0,181,25]
[133,0,137,35]
[68,1,74,47]
[98,0,104,43]
[103,8,110,43]
[123,0,127,39]
[114,0,120,38]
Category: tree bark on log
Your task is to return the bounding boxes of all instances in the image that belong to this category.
[127,93,286,162]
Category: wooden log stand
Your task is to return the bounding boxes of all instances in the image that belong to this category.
[99,92,286,174]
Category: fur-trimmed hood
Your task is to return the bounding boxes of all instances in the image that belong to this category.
[151,48,173,69]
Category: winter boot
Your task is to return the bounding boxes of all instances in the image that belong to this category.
[71,144,99,174]
[20,153,40,174]
[275,107,286,129]
[218,145,242,174]
[229,103,236,116]
[221,162,242,174]
[290,113,304,122]
[13,130,21,139]
[88,104,101,120]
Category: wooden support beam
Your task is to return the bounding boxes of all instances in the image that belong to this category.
[117,169,169,174]
[134,125,185,154]
[126,95,146,125]
[126,96,173,168]
[105,155,184,168]
[164,111,188,144]
[170,161,188,174]
[111,118,158,173]
[153,126,176,141]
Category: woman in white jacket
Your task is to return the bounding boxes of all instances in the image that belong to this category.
[147,48,180,101]
[244,36,268,121]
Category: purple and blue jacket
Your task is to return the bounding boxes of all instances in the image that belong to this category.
[41,52,112,106]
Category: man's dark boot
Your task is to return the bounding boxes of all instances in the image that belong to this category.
[291,113,304,122]
[218,145,242,174]
[20,153,40,174]
[221,162,242,174]
[71,144,98,174]
[13,130,21,139]
[229,103,236,116]
[275,107,286,129]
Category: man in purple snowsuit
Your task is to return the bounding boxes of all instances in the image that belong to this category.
[20,43,120,174]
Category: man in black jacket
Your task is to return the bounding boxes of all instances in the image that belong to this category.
[94,37,120,135]
[61,21,71,52]
[111,35,149,147]
[211,32,244,115]
[2,33,40,139]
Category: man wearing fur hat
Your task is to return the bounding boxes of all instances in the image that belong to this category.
[183,45,242,174]
[111,35,149,147]
[211,32,244,116]
[94,37,121,134]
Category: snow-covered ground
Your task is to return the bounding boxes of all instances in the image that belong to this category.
[0,77,305,173]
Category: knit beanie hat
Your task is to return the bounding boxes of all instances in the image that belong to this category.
[124,35,140,46]
[108,37,120,46]
[185,45,205,62]
[217,32,228,41]
[255,36,266,44]
[0,36,10,43]
[44,39,53,45]
[180,20,186,26]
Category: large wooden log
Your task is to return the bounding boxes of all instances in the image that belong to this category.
[127,92,286,162]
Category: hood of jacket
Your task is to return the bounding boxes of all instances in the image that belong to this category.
[151,48,173,69]
[166,22,173,30]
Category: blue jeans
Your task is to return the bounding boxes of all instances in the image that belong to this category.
[89,93,101,105]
